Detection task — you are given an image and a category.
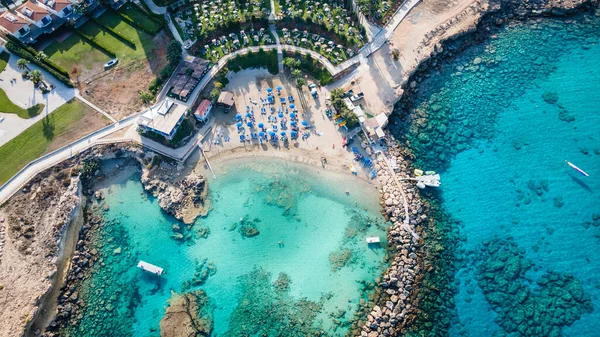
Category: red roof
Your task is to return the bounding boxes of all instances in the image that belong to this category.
[17,2,51,22]
[194,99,212,118]
[0,12,30,34]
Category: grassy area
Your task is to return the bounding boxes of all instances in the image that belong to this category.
[0,88,45,119]
[45,12,156,72]
[119,2,163,34]
[44,32,112,71]
[0,51,10,72]
[0,99,111,184]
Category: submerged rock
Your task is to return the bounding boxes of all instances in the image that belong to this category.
[160,290,213,337]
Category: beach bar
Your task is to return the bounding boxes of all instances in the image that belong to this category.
[137,261,164,276]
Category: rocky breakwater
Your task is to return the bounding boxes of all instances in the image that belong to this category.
[358,135,428,337]
[160,290,213,337]
[141,156,209,225]
[0,166,82,337]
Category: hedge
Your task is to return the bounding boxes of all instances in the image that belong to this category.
[4,41,74,87]
[5,35,70,78]
[74,29,117,58]
[113,8,162,36]
[90,18,137,48]
[228,49,278,75]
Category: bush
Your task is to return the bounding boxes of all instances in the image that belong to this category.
[282,51,333,86]
[4,42,73,87]
[228,49,278,75]
[90,18,137,48]
[74,29,117,58]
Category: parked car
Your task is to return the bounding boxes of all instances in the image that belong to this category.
[350,92,364,102]
[0,116,4,123]
[325,109,332,118]
[104,58,119,69]
[342,89,353,98]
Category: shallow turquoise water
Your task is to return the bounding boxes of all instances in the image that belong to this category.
[392,13,600,337]
[75,158,388,336]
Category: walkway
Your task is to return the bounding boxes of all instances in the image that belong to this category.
[74,91,117,123]
[376,149,419,240]
[270,24,284,73]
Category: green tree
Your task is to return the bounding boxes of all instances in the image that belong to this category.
[296,78,306,87]
[166,41,182,66]
[16,58,30,70]
[210,88,220,101]
[282,57,300,69]
[292,69,302,79]
[330,88,345,99]
[35,51,47,62]
[139,91,154,105]
[29,69,43,85]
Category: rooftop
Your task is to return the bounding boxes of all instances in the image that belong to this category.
[194,99,212,118]
[43,0,72,12]
[0,12,30,34]
[17,2,51,22]
[138,99,188,136]
[218,91,235,106]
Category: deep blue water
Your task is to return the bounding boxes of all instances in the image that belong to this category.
[393,12,600,337]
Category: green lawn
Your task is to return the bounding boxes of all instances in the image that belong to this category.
[0,99,110,184]
[80,16,154,64]
[0,88,44,119]
[119,3,162,33]
[0,51,10,72]
[44,32,111,71]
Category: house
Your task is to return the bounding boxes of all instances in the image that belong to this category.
[0,12,32,39]
[16,2,54,28]
[362,113,388,143]
[217,91,234,108]
[39,0,74,18]
[137,99,189,140]
[194,99,212,122]
[166,57,210,102]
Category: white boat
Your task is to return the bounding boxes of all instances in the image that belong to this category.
[416,181,426,189]
[366,236,380,244]
[137,261,164,276]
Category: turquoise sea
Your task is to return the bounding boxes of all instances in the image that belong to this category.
[67,158,388,336]
[392,11,600,337]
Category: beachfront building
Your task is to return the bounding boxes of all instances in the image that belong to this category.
[194,99,212,122]
[137,99,189,140]
[0,12,32,39]
[217,91,235,108]
[166,57,210,102]
[362,113,388,143]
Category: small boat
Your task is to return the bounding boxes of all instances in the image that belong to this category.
[414,169,424,176]
[416,181,426,189]
[425,170,436,175]
[366,237,380,244]
[566,160,589,177]
[104,58,118,69]
[350,165,357,175]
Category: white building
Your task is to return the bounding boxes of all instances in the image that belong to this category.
[137,99,189,140]
[194,99,212,122]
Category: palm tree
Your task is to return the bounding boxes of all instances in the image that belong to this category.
[29,70,43,86]
[16,58,30,70]
[35,52,47,62]
[139,91,154,105]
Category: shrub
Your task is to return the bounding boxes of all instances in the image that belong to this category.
[5,35,70,77]
[4,42,73,87]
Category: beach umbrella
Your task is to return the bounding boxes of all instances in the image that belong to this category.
[246,112,252,118]
[269,131,276,137]
[235,114,242,120]
[302,120,308,126]
[277,85,283,91]
[280,131,286,137]
[236,122,243,127]
[247,121,253,127]
[258,122,264,128]
[290,121,297,126]
[267,87,273,92]
[290,112,296,118]
[290,104,295,109]
[278,113,284,118]
[291,130,298,138]
[259,131,266,137]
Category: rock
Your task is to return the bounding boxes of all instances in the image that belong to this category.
[160,290,213,337]
[113,247,121,255]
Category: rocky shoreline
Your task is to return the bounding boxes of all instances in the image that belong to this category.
[356,0,599,336]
